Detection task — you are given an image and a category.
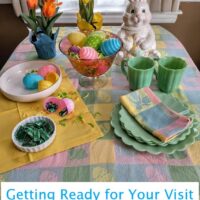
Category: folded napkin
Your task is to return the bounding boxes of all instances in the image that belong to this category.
[120,87,191,143]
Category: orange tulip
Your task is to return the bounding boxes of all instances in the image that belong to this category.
[27,0,38,10]
[43,0,62,18]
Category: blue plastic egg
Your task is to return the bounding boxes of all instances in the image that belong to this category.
[23,73,44,90]
[100,38,121,56]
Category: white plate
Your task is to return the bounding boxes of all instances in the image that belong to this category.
[0,60,62,102]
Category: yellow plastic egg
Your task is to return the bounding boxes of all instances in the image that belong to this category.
[38,80,53,91]
[67,32,86,47]
[45,72,59,84]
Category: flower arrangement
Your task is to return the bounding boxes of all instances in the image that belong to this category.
[20,0,63,59]
[77,0,103,32]
[21,0,62,37]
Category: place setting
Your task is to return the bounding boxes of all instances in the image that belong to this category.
[111,56,200,156]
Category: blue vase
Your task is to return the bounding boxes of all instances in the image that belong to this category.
[30,28,59,59]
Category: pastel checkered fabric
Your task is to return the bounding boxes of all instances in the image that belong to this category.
[120,87,191,142]
[1,26,200,182]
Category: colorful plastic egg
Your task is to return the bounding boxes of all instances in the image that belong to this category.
[67,32,86,47]
[38,65,57,77]
[43,97,60,113]
[45,72,59,84]
[60,38,72,53]
[79,47,98,60]
[59,98,75,116]
[68,46,80,54]
[38,80,53,91]
[100,38,121,56]
[88,31,107,40]
[23,73,43,90]
[84,35,102,50]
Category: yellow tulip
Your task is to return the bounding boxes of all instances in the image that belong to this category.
[77,12,103,32]
[82,0,90,4]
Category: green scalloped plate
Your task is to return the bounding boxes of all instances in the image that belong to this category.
[119,91,197,146]
[111,104,199,155]
[119,107,196,146]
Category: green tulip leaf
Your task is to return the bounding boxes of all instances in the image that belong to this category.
[21,14,37,32]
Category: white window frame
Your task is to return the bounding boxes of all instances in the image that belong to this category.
[4,0,200,23]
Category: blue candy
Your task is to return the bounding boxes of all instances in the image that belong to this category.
[100,38,121,56]
[23,73,44,90]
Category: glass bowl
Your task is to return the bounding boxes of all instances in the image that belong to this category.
[59,31,122,88]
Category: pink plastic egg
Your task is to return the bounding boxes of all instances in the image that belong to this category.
[43,97,60,113]
[38,65,57,77]
[59,98,75,116]
[79,47,98,60]
[60,38,72,53]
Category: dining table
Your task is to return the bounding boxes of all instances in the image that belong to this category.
[0,26,200,182]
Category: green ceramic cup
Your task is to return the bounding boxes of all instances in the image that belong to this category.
[121,57,156,90]
[156,56,187,93]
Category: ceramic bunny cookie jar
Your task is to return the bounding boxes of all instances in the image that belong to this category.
[116,0,160,64]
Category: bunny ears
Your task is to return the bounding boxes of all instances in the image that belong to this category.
[129,0,147,2]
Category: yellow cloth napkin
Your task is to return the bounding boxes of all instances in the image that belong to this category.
[0,70,103,173]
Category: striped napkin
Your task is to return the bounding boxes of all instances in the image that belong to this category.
[120,87,191,143]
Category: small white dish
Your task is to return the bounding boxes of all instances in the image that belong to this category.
[0,60,62,102]
[12,116,56,153]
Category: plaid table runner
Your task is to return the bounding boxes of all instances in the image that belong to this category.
[1,26,200,182]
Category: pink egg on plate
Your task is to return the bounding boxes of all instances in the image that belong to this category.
[79,47,98,60]
[59,98,75,116]
[38,65,57,77]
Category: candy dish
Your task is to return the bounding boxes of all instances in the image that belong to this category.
[59,31,122,88]
[12,116,56,153]
[0,61,62,102]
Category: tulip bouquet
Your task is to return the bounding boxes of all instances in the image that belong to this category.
[21,0,62,59]
[21,0,62,37]
[77,0,103,32]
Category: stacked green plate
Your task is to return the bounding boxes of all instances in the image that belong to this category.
[119,107,195,146]
[111,92,199,155]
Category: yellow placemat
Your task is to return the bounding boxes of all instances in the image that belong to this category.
[0,71,103,173]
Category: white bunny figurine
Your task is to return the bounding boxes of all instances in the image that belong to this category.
[116,0,160,64]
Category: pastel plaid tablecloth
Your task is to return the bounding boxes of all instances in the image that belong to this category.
[1,26,200,182]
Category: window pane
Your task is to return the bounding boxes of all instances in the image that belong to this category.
[60,0,126,12]
[96,0,125,6]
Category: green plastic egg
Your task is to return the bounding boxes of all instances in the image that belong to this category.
[89,31,107,40]
[84,35,103,50]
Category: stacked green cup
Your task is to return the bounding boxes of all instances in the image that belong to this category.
[121,57,156,90]
[156,57,187,93]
